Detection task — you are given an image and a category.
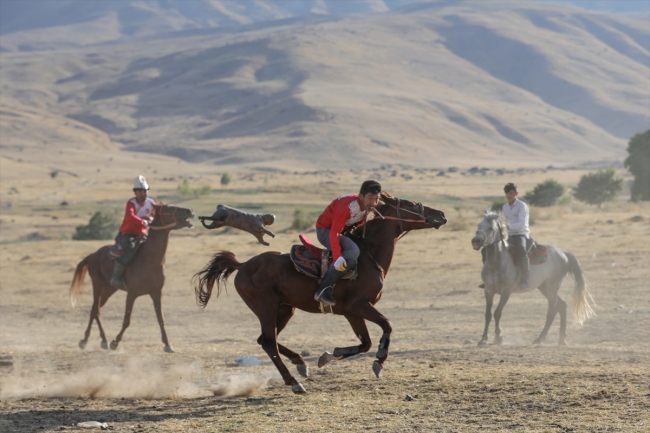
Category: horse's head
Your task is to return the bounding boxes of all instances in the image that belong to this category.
[372,192,447,233]
[471,210,506,250]
[151,204,195,230]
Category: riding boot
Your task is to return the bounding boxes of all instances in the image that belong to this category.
[519,257,530,289]
[110,262,127,290]
[314,265,345,306]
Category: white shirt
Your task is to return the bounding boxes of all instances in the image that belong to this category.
[502,198,529,237]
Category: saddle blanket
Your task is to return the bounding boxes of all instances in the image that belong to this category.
[510,240,548,266]
[290,234,357,280]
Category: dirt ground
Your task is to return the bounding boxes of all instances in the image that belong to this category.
[1,167,649,432]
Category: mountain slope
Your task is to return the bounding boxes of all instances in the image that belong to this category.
[0,1,648,169]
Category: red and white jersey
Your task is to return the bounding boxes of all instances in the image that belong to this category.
[118,197,155,236]
[316,194,366,261]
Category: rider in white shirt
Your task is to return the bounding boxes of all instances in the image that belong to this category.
[503,182,530,289]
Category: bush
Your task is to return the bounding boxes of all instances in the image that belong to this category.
[73,211,119,240]
[624,129,650,201]
[490,198,507,212]
[573,169,623,208]
[178,179,211,196]
[524,179,566,207]
[291,208,315,231]
[221,173,232,187]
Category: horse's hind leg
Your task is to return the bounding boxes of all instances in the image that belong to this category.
[533,282,562,345]
[478,291,495,347]
[79,282,115,350]
[110,291,137,350]
[150,291,174,353]
[256,304,307,377]
[318,314,372,368]
[557,295,568,346]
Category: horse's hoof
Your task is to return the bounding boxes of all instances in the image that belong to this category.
[477,340,487,347]
[101,341,109,350]
[494,336,503,346]
[109,340,118,350]
[79,340,87,350]
[372,361,382,378]
[292,383,307,394]
[164,345,175,353]
[297,364,309,378]
[558,339,567,346]
[532,338,543,345]
[318,351,340,368]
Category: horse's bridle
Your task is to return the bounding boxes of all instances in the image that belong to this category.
[149,206,182,231]
[370,197,428,240]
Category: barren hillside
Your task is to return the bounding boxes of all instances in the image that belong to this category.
[0,1,648,169]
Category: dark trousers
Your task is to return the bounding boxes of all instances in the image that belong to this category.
[510,234,530,281]
[115,233,144,266]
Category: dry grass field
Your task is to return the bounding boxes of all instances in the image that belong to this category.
[1,158,648,432]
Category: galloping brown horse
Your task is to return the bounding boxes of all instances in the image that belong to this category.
[193,192,446,393]
[70,204,194,352]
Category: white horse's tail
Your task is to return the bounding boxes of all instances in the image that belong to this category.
[565,251,595,325]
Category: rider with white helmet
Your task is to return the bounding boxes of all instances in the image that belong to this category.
[110,175,155,290]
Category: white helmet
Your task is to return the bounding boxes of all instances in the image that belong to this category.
[133,175,149,190]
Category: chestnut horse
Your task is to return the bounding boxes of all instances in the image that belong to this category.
[193,192,446,393]
[70,204,194,352]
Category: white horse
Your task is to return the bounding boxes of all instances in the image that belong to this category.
[471,211,594,346]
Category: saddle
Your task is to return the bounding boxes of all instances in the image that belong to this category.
[290,234,357,280]
[509,238,548,265]
[108,234,147,261]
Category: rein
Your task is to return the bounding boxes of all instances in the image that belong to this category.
[149,206,180,231]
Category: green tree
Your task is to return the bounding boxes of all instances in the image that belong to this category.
[490,197,507,212]
[524,179,566,207]
[178,178,193,195]
[624,129,650,201]
[221,173,232,187]
[573,169,623,208]
[72,211,119,240]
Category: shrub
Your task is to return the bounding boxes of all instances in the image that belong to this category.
[624,129,650,201]
[221,173,232,187]
[573,169,623,208]
[291,208,315,231]
[524,179,566,207]
[178,179,211,196]
[73,211,119,240]
[490,198,507,212]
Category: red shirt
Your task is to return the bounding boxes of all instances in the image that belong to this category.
[118,197,155,236]
[316,194,366,260]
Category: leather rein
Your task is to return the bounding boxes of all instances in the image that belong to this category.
[149,206,181,231]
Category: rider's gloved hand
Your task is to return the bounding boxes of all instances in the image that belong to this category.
[334,257,347,272]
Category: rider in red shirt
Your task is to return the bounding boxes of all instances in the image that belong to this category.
[110,175,155,290]
[314,180,382,306]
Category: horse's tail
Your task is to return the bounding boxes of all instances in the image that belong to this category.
[70,254,92,308]
[565,251,596,325]
[193,250,242,308]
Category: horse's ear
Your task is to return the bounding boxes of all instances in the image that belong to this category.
[483,210,489,217]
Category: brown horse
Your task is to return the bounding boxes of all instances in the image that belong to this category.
[193,192,446,393]
[70,204,194,352]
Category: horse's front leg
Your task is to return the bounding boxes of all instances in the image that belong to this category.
[345,302,391,378]
[478,291,494,346]
[111,292,137,350]
[318,314,372,369]
[493,290,512,346]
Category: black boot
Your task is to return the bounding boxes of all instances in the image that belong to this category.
[314,265,345,306]
[519,257,530,289]
[110,262,127,290]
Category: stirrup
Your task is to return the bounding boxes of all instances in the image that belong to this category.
[314,286,336,306]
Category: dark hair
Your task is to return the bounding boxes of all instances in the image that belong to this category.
[504,182,517,193]
[360,180,382,196]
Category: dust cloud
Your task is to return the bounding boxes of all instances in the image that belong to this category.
[209,373,271,398]
[0,357,206,400]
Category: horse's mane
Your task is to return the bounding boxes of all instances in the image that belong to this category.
[485,210,508,241]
